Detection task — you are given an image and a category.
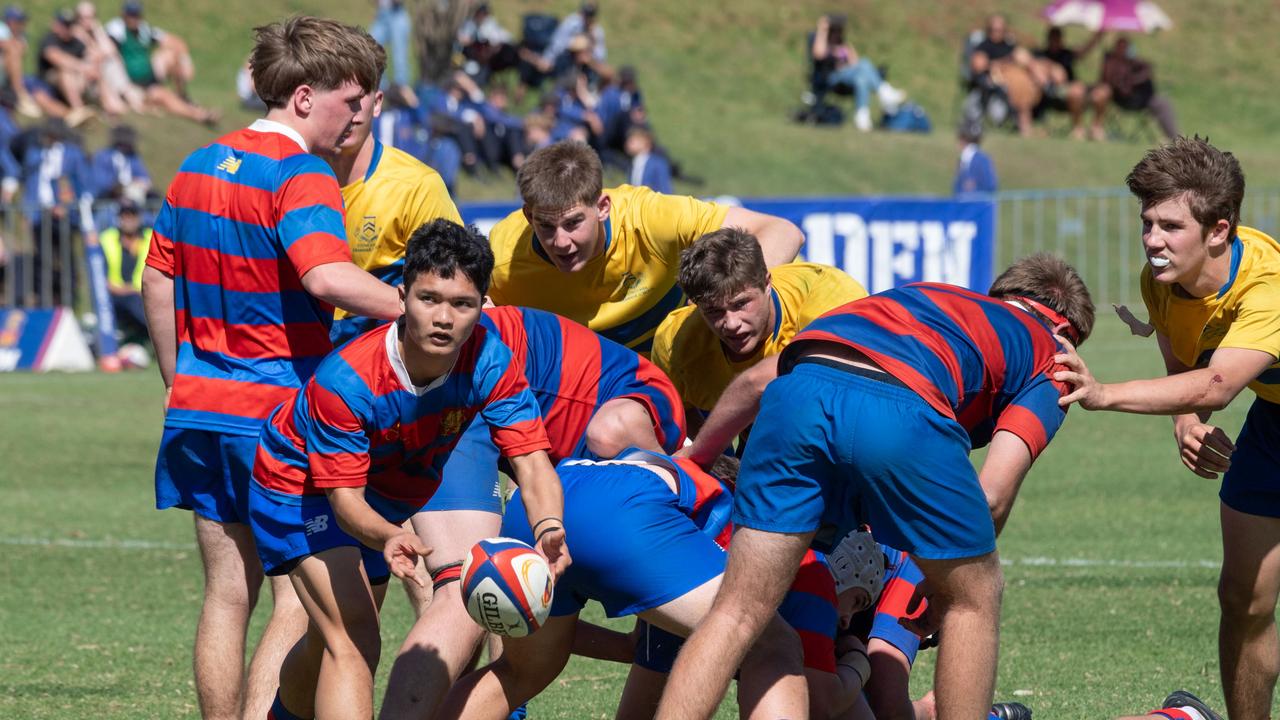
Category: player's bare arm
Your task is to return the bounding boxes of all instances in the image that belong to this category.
[1155,333,1235,480]
[721,206,804,268]
[141,266,177,399]
[301,261,403,320]
[507,449,571,578]
[327,486,430,584]
[1055,334,1275,415]
[683,353,780,468]
[978,430,1036,534]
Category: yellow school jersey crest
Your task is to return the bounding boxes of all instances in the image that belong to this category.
[335,141,461,320]
[652,262,867,414]
[487,184,729,354]
[1141,226,1280,403]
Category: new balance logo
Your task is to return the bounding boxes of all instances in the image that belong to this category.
[304,515,329,535]
[216,157,242,174]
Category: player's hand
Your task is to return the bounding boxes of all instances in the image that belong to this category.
[384,532,432,587]
[1053,334,1106,410]
[536,527,571,579]
[1175,421,1235,479]
[1113,303,1154,337]
[898,581,939,638]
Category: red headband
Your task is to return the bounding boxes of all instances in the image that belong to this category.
[1014,295,1079,344]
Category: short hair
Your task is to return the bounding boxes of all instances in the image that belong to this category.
[403,219,495,296]
[1126,135,1245,239]
[249,16,386,110]
[989,253,1095,344]
[677,228,769,306]
[516,141,603,211]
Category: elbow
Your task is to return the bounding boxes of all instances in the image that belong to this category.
[300,266,334,301]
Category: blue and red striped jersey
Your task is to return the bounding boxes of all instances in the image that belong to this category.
[253,321,550,508]
[145,120,353,435]
[480,306,686,460]
[787,283,1070,458]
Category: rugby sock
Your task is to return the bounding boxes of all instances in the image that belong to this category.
[1150,708,1206,720]
[267,692,311,720]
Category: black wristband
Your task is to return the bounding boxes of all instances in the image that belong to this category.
[532,516,562,533]
[535,525,563,544]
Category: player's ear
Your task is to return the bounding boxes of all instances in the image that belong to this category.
[397,283,406,314]
[763,272,772,292]
[293,84,314,116]
[372,90,384,118]
[1206,218,1231,248]
[482,295,495,309]
[521,204,532,222]
[596,193,611,222]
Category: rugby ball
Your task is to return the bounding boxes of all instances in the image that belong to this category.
[461,537,553,637]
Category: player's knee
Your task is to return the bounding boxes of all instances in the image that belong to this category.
[586,401,655,458]
[1218,575,1278,623]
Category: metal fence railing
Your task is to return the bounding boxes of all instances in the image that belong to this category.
[994,187,1280,306]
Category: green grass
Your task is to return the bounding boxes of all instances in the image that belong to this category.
[0,315,1253,718]
[11,0,1278,201]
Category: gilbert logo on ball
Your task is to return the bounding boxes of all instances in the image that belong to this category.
[461,537,554,637]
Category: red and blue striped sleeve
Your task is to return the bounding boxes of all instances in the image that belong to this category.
[995,371,1068,459]
[276,156,352,280]
[145,196,177,275]
[475,336,552,458]
[869,546,925,665]
[304,376,372,488]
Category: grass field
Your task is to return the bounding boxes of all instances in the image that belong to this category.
[0,315,1251,719]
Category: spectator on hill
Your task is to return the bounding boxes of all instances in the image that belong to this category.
[72,1,141,116]
[90,124,149,202]
[38,8,97,127]
[964,13,1045,136]
[1089,35,1179,140]
[104,1,216,125]
[953,120,997,195]
[597,64,643,155]
[545,2,605,70]
[810,13,906,132]
[104,2,195,100]
[1033,26,1104,139]
[478,83,526,172]
[625,124,672,194]
[0,6,62,118]
[459,2,518,85]
[522,112,555,153]
[98,197,149,340]
[370,0,414,96]
[428,77,489,178]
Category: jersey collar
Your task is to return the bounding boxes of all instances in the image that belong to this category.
[386,319,455,395]
[364,138,384,183]
[248,118,308,153]
[768,286,783,343]
[1217,235,1243,298]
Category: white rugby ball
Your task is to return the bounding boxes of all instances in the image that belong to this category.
[460,537,553,637]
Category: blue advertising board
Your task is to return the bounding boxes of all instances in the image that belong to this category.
[459,195,995,293]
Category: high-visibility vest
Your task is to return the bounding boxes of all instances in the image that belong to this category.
[100,227,152,292]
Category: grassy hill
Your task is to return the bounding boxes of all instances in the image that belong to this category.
[25,0,1280,201]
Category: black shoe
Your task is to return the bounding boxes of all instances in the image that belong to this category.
[990,702,1032,720]
[1161,690,1223,720]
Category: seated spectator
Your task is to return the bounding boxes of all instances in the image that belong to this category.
[71,1,141,116]
[596,64,644,155]
[104,1,195,100]
[0,6,62,119]
[19,118,94,306]
[625,125,672,194]
[38,9,98,127]
[90,124,150,202]
[522,112,555,153]
[810,13,906,132]
[1089,35,1178,140]
[428,77,489,177]
[1032,26,1104,139]
[478,83,526,171]
[235,55,265,111]
[964,13,1045,136]
[97,197,149,341]
[953,120,997,195]
[544,2,605,72]
[459,2,518,85]
[375,85,462,192]
[370,0,412,93]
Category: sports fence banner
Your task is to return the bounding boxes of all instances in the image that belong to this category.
[0,307,94,372]
[460,195,996,293]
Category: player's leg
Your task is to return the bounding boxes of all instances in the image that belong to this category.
[585,397,664,458]
[655,527,812,720]
[381,417,503,720]
[1217,503,1280,720]
[242,574,307,720]
[193,515,264,720]
[288,547,383,720]
[615,664,670,720]
[435,613,577,720]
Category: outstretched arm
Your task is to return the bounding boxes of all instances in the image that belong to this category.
[722,207,804,268]
[328,486,430,585]
[507,450,571,578]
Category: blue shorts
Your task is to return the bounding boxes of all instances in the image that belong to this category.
[503,461,726,618]
[155,427,258,524]
[1220,398,1280,518]
[634,620,685,673]
[420,416,503,514]
[248,480,419,583]
[734,361,996,561]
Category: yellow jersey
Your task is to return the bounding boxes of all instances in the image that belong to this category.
[335,140,461,321]
[1141,226,1280,404]
[487,184,729,354]
[652,262,867,414]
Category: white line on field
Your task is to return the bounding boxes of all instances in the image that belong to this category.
[0,536,1222,569]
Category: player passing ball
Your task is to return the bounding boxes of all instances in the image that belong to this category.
[1054,136,1280,720]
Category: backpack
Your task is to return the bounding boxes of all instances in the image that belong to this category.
[881,102,932,133]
